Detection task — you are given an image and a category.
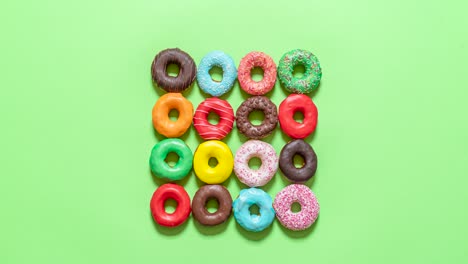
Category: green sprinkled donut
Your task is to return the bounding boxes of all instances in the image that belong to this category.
[277,49,322,94]
[149,138,193,181]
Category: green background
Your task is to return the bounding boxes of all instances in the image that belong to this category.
[2,0,468,263]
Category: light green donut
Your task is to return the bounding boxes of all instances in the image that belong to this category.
[149,138,193,181]
[278,49,322,94]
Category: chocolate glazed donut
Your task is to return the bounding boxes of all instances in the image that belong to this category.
[151,48,197,93]
[192,185,233,226]
[236,96,278,139]
[279,139,317,183]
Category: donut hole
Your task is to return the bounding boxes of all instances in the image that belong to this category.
[208,157,219,168]
[293,111,304,124]
[292,64,306,79]
[293,154,305,169]
[248,110,265,126]
[164,199,178,214]
[166,63,180,77]
[205,198,219,213]
[209,66,223,82]
[291,202,302,213]
[168,109,179,121]
[249,204,260,216]
[248,157,262,170]
[250,67,264,82]
[208,111,220,125]
[164,152,179,167]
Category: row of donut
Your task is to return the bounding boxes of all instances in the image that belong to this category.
[151,183,319,232]
[153,94,318,140]
[150,139,317,185]
[151,48,322,96]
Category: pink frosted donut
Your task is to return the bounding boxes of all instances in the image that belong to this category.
[234,140,278,187]
[273,184,320,231]
[238,52,277,95]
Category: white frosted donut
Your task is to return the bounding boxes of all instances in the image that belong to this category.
[234,140,278,187]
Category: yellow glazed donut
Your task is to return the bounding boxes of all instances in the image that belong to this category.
[193,140,234,184]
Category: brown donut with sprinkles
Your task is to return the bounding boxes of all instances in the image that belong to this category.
[236,96,278,139]
[151,48,197,93]
[193,98,235,140]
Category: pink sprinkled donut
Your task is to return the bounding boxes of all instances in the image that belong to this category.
[273,184,320,231]
[234,140,278,187]
[238,52,277,95]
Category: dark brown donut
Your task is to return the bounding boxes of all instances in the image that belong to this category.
[192,185,232,226]
[151,48,196,93]
[279,139,317,183]
[236,96,278,139]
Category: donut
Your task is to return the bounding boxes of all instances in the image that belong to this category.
[279,139,317,183]
[192,185,232,226]
[234,140,278,187]
[193,98,235,140]
[151,48,196,93]
[152,93,193,138]
[273,184,319,231]
[236,96,278,139]
[279,94,318,139]
[238,52,277,95]
[232,188,275,232]
[149,138,193,181]
[150,183,191,227]
[197,51,237,97]
[277,49,322,94]
[193,140,234,184]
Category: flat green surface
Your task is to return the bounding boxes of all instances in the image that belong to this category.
[1,0,468,263]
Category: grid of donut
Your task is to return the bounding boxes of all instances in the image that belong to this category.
[149,48,322,232]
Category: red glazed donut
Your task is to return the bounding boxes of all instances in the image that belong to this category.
[279,94,318,139]
[238,52,277,95]
[193,98,235,140]
[150,183,191,227]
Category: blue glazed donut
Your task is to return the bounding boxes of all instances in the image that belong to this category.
[197,51,237,97]
[233,188,275,232]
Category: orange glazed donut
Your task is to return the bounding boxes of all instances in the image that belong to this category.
[152,93,193,138]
